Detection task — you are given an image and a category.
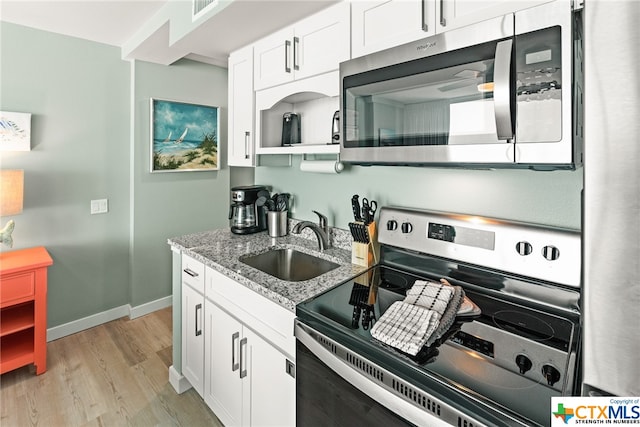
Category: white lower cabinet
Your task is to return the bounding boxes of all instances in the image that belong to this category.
[179,257,296,427]
[204,300,296,427]
[181,256,205,396]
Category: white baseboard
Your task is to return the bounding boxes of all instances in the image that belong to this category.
[130,295,172,319]
[169,365,193,394]
[47,295,173,342]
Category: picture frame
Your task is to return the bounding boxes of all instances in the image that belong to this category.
[0,111,31,151]
[150,98,220,172]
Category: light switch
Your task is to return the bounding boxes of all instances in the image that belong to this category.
[90,199,108,215]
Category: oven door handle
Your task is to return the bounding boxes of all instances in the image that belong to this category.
[295,322,469,427]
[494,39,514,142]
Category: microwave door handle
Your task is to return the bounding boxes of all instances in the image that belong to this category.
[494,39,514,142]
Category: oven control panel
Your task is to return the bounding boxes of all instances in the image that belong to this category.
[378,207,580,288]
[444,321,573,392]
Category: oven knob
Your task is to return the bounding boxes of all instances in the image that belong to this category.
[542,246,560,261]
[515,354,532,374]
[515,242,533,256]
[387,220,398,231]
[401,222,413,234]
[542,364,561,386]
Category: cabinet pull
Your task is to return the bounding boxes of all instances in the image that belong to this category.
[244,131,250,159]
[239,337,248,379]
[232,332,240,372]
[440,0,447,27]
[195,303,202,337]
[421,0,428,32]
[293,36,300,71]
[183,268,199,278]
[284,40,292,73]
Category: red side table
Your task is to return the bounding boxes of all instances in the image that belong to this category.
[0,247,53,375]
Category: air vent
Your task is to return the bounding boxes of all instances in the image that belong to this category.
[392,379,440,415]
[346,353,384,382]
[193,0,218,18]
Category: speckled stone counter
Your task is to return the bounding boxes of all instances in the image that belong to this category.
[168,222,367,312]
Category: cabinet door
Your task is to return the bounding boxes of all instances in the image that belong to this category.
[254,27,295,91]
[437,0,555,32]
[352,0,434,58]
[244,327,296,427]
[293,1,350,81]
[204,300,244,427]
[181,284,204,396]
[228,45,256,167]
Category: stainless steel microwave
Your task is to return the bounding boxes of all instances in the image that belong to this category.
[339,1,583,169]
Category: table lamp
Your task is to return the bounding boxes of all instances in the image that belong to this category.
[0,169,24,248]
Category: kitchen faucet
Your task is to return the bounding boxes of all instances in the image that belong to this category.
[292,210,330,251]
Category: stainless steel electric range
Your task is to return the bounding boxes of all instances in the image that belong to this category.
[295,207,581,427]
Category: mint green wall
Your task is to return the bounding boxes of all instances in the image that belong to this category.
[0,23,131,326]
[256,157,583,229]
[1,22,230,328]
[131,60,229,306]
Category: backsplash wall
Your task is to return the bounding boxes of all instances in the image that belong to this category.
[255,156,583,230]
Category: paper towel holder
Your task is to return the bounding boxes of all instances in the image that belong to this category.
[300,154,344,174]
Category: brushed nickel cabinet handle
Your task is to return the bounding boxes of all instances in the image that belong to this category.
[231,332,240,372]
[440,0,447,27]
[285,40,292,73]
[293,36,300,71]
[239,337,248,379]
[183,268,199,278]
[421,0,428,32]
[195,303,202,337]
[244,131,250,159]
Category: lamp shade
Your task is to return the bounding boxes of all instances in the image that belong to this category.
[0,169,24,216]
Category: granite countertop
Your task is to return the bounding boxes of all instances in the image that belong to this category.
[168,222,367,312]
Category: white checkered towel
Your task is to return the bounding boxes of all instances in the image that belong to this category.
[370,301,440,356]
[404,280,454,315]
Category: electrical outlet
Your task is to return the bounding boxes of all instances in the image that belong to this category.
[90,199,108,215]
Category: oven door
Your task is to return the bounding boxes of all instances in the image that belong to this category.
[295,321,489,427]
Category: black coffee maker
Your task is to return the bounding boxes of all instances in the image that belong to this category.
[229,185,269,235]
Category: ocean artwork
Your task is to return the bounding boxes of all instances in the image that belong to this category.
[0,111,31,151]
[150,99,219,172]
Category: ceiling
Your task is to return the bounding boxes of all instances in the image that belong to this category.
[0,0,339,67]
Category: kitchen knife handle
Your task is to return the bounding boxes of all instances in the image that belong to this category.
[232,332,240,372]
[352,195,362,221]
[285,40,292,73]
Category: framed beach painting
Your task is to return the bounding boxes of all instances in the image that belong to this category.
[0,111,31,151]
[150,99,220,172]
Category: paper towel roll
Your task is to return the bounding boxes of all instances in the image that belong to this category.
[299,160,344,174]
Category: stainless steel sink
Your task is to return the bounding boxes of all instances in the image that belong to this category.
[240,248,339,282]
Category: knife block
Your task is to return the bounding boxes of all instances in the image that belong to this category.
[352,222,378,286]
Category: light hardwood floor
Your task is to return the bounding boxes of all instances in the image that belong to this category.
[1,307,223,427]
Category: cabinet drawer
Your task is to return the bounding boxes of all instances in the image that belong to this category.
[1,272,35,306]
[205,267,296,357]
[182,254,205,294]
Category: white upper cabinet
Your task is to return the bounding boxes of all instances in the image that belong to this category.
[352,0,558,58]
[228,45,255,167]
[352,0,435,58]
[254,2,350,91]
[436,0,557,32]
